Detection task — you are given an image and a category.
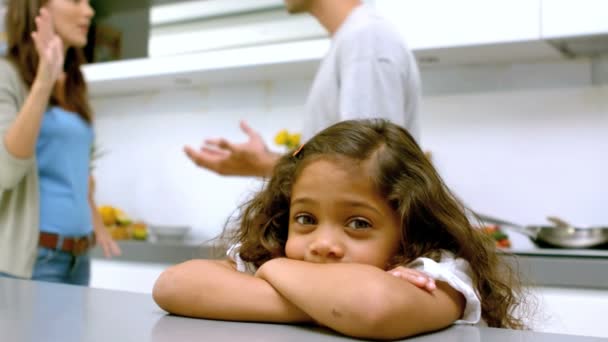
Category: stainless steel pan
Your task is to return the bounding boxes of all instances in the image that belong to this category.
[475,213,608,249]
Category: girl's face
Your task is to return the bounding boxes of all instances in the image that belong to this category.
[285,159,401,269]
[46,0,94,48]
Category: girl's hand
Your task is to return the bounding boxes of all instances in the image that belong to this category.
[387,266,436,292]
[31,7,64,87]
[93,224,122,258]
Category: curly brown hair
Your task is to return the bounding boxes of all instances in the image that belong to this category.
[222,119,526,329]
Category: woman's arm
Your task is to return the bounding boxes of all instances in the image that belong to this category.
[152,259,313,323]
[256,258,465,340]
[3,8,65,159]
[3,79,53,159]
[88,175,121,258]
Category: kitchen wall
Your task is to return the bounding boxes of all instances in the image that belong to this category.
[92,80,309,240]
[91,57,608,241]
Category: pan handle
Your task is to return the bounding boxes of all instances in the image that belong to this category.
[473,212,540,239]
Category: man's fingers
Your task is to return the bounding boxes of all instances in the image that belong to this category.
[215,138,236,151]
[184,146,229,171]
[184,146,208,164]
[240,120,257,137]
[204,138,236,151]
[200,146,229,157]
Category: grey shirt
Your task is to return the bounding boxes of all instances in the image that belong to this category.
[302,4,421,142]
[0,58,39,278]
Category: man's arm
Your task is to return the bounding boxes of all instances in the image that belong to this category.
[257,258,465,340]
[152,259,312,322]
[184,121,280,177]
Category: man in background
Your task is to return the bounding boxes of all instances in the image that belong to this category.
[185,0,421,177]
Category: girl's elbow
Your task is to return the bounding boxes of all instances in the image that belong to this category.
[152,266,181,312]
[337,287,416,339]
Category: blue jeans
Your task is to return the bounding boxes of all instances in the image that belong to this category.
[31,247,90,286]
[0,272,19,278]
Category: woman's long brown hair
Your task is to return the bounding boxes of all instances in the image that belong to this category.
[5,0,92,123]
[221,118,528,329]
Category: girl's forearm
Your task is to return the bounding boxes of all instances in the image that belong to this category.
[256,259,391,334]
[257,259,432,339]
[257,259,465,339]
[3,78,53,159]
[153,259,312,323]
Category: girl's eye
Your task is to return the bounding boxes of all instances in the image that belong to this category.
[347,218,372,230]
[295,214,315,225]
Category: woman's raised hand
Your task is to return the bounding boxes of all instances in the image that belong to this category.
[31,7,64,87]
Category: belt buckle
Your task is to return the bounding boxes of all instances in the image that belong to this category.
[72,236,89,256]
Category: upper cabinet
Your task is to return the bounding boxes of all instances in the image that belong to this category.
[85,0,608,97]
[541,0,608,38]
[374,0,541,49]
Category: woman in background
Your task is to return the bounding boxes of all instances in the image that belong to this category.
[0,0,120,283]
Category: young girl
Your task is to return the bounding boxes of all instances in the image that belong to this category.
[153,119,525,339]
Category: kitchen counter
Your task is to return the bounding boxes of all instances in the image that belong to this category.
[92,240,608,289]
[500,250,608,289]
[1,277,604,342]
[91,239,213,264]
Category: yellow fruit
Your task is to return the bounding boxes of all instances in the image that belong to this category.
[107,225,129,240]
[286,133,301,149]
[98,206,116,226]
[132,228,147,240]
[130,222,148,241]
[116,216,132,226]
[274,129,288,145]
[114,208,132,226]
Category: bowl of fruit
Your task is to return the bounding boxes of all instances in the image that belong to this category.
[147,225,191,243]
[98,205,148,241]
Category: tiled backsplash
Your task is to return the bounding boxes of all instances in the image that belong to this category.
[91,79,608,240]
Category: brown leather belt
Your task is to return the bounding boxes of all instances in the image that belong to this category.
[38,232,96,256]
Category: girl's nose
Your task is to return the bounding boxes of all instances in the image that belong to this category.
[308,233,345,262]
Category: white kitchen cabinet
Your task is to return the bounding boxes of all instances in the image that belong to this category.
[375,0,541,49]
[529,286,608,338]
[90,259,169,294]
[85,0,573,97]
[83,39,328,97]
[542,0,608,38]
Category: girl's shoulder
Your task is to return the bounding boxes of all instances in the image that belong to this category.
[407,251,482,324]
[227,244,258,274]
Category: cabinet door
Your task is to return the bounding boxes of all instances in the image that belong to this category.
[375,0,541,50]
[542,0,608,38]
[91,259,169,293]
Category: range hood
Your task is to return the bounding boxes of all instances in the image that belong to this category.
[547,34,608,58]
